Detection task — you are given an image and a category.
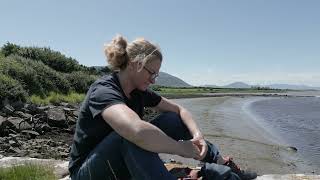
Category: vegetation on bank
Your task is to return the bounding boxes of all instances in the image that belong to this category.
[0,164,56,180]
[0,42,110,106]
[150,85,285,96]
[30,92,85,105]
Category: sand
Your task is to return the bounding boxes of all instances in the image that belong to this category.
[160,96,319,175]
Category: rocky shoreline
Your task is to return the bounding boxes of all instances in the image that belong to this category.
[0,102,79,160]
[0,101,160,161]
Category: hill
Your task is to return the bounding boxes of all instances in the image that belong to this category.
[223,82,251,88]
[203,82,320,90]
[155,72,192,87]
[267,84,320,90]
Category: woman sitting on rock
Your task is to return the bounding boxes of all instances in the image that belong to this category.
[68,35,257,180]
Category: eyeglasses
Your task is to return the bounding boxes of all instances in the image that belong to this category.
[143,66,159,80]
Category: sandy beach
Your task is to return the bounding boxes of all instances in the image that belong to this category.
[160,96,319,175]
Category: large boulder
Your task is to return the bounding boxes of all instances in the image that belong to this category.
[47,107,67,128]
[6,117,32,131]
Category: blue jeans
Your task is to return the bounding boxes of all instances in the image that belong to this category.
[71,112,221,180]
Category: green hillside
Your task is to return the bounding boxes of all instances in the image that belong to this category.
[0,42,110,106]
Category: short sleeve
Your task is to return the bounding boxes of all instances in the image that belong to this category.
[143,88,162,107]
[89,85,125,119]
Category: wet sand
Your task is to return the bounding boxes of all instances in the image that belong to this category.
[160,96,318,175]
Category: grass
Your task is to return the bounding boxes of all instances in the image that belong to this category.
[28,87,286,105]
[155,86,286,98]
[158,87,285,94]
[0,163,57,180]
[29,91,85,105]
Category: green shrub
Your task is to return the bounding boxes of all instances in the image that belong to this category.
[2,42,85,73]
[0,163,56,180]
[0,74,28,103]
[66,71,97,93]
[1,55,71,96]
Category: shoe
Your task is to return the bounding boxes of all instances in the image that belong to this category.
[223,157,257,180]
[165,163,201,180]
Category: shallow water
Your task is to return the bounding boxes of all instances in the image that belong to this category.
[160,96,319,173]
[248,96,320,169]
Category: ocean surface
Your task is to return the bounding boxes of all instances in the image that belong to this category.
[248,96,320,169]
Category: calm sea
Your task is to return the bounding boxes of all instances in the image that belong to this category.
[249,97,320,169]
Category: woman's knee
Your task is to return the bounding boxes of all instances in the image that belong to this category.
[151,112,192,140]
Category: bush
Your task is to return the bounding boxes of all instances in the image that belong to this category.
[5,56,71,96]
[1,55,71,96]
[2,42,85,73]
[0,74,28,103]
[66,71,97,93]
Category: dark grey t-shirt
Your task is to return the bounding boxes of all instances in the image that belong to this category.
[68,72,162,173]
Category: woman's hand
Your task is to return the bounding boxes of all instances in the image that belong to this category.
[177,140,201,159]
[191,133,208,161]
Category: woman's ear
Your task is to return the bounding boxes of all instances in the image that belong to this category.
[127,60,135,70]
[136,61,144,72]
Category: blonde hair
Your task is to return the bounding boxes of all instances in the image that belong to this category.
[104,35,162,71]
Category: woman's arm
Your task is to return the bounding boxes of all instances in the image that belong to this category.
[154,97,208,160]
[154,97,202,138]
[101,103,200,159]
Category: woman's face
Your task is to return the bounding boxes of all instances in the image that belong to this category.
[135,58,161,91]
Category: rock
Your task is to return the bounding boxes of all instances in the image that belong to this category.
[1,104,15,116]
[37,106,50,113]
[14,111,33,120]
[0,115,5,124]
[8,147,22,154]
[287,146,298,152]
[11,101,25,111]
[29,152,42,158]
[21,130,40,138]
[60,102,69,107]
[7,117,32,131]
[40,123,52,132]
[0,116,7,135]
[24,104,39,115]
[73,110,79,117]
[47,108,67,128]
[9,140,20,147]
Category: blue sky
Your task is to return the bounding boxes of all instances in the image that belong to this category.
[1,0,319,86]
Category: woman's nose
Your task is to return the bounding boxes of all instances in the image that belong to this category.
[150,78,156,84]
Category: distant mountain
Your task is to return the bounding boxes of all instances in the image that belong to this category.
[202,84,220,88]
[202,82,320,90]
[155,72,192,87]
[91,67,192,87]
[266,84,320,90]
[223,82,251,88]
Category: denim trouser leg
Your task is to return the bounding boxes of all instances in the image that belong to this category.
[151,112,220,164]
[71,131,176,180]
[153,112,240,180]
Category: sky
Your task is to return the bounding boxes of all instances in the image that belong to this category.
[1,0,319,86]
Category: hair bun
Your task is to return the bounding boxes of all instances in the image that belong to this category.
[104,35,128,70]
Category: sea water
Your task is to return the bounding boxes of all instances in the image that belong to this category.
[249,96,320,169]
